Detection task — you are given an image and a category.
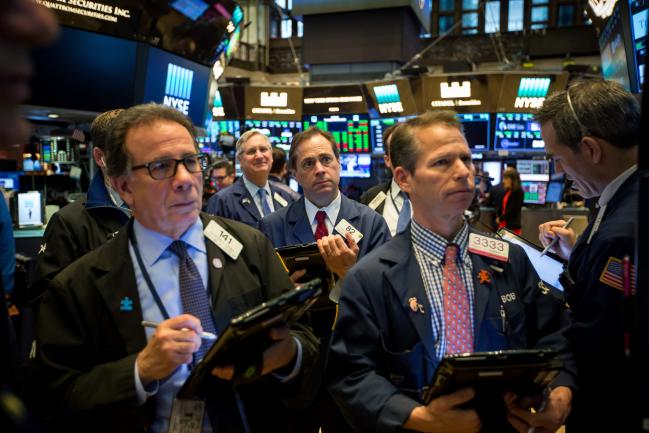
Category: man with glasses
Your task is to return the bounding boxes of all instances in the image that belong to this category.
[206,130,296,228]
[260,126,390,433]
[209,159,236,192]
[34,104,318,433]
[536,79,640,433]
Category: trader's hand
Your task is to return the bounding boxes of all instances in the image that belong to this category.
[317,233,359,279]
[212,326,297,380]
[137,314,202,385]
[506,386,572,433]
[538,220,576,260]
[403,387,481,433]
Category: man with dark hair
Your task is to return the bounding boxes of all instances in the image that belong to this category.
[270,146,300,200]
[209,159,236,192]
[206,130,296,228]
[328,111,576,433]
[31,109,131,305]
[537,79,640,433]
[359,122,411,236]
[260,126,390,433]
[35,103,318,433]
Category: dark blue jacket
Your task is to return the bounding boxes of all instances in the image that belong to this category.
[205,177,296,228]
[327,226,577,433]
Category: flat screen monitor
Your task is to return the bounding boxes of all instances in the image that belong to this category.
[0,172,20,191]
[599,1,633,90]
[516,159,550,181]
[522,181,548,205]
[494,113,545,151]
[629,0,648,92]
[482,161,502,186]
[545,181,565,203]
[369,116,411,154]
[17,191,44,227]
[339,154,372,179]
[303,114,370,153]
[244,120,303,152]
[458,113,490,152]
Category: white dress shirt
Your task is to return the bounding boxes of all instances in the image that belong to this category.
[304,191,342,236]
[242,175,275,216]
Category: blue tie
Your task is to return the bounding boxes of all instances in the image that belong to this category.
[168,240,217,363]
[258,188,272,217]
[396,195,411,233]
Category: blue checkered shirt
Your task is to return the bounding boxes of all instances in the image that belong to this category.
[411,220,476,360]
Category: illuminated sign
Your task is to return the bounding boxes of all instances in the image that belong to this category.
[303,96,364,104]
[163,63,194,115]
[441,81,471,98]
[588,0,618,19]
[514,77,551,109]
[261,91,288,107]
[37,0,131,23]
[246,87,302,119]
[373,84,404,114]
[212,90,225,117]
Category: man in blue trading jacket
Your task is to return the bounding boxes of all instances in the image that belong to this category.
[205,130,296,228]
[328,111,576,433]
[34,104,318,433]
[260,127,391,433]
[31,109,130,307]
[537,79,640,433]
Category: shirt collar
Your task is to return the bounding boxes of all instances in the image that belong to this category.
[410,219,470,265]
[597,164,637,207]
[304,191,341,226]
[242,175,271,198]
[389,178,402,200]
[132,218,206,267]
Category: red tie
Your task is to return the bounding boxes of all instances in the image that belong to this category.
[443,244,474,355]
[315,210,329,240]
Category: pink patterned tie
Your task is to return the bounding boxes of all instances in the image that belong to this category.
[443,244,474,354]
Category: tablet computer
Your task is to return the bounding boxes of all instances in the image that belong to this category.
[275,243,335,293]
[497,228,566,292]
[422,348,563,404]
[177,278,322,399]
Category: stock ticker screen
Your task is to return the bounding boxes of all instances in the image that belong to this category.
[494,113,544,151]
[457,113,490,152]
[244,120,302,152]
[303,114,370,153]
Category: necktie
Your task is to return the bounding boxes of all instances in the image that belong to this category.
[258,188,272,217]
[168,240,217,363]
[315,210,329,240]
[443,244,473,355]
[396,195,411,234]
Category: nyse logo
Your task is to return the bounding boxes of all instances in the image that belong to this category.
[163,63,194,115]
[261,91,288,107]
[374,84,404,114]
[212,90,225,117]
[440,81,471,99]
[514,77,550,109]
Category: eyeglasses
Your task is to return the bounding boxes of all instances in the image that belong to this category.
[131,153,209,180]
[299,154,336,171]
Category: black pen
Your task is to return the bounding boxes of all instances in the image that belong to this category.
[141,320,217,340]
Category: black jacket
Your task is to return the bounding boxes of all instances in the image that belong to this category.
[359,181,391,214]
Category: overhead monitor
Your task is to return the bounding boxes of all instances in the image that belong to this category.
[423,74,491,113]
[494,113,545,152]
[339,154,372,179]
[458,113,490,152]
[244,120,303,152]
[303,114,371,153]
[17,191,44,228]
[0,172,19,191]
[369,116,412,154]
[516,159,550,181]
[599,1,634,90]
[522,181,548,205]
[545,181,566,203]
[302,84,368,114]
[629,0,648,92]
[366,79,418,117]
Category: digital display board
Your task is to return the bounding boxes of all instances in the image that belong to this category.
[303,85,368,114]
[40,138,77,163]
[516,159,550,181]
[494,113,545,152]
[599,2,633,90]
[340,154,372,178]
[629,0,648,92]
[304,114,371,153]
[366,79,418,116]
[244,120,303,152]
[458,113,490,152]
[493,73,569,112]
[245,86,303,120]
[369,117,412,154]
[205,120,241,142]
[422,74,492,113]
[522,181,548,205]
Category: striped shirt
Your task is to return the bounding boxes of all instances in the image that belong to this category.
[411,220,476,360]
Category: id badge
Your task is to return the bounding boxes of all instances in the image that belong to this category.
[169,399,205,433]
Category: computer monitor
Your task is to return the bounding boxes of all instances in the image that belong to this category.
[516,159,549,181]
[458,113,490,152]
[339,154,372,178]
[369,116,411,154]
[522,181,547,205]
[304,114,370,153]
[0,172,20,191]
[482,161,502,186]
[494,113,545,151]
[545,181,565,203]
[17,191,44,227]
[244,120,302,152]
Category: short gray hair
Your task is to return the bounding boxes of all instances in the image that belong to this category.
[390,110,463,174]
[535,78,640,153]
[105,103,196,177]
[236,130,271,159]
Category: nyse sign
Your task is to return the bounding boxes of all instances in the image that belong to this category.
[163,63,193,115]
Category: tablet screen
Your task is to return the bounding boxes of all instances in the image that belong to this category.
[498,230,565,292]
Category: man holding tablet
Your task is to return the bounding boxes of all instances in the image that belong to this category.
[328,111,576,433]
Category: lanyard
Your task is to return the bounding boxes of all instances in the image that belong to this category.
[128,225,171,320]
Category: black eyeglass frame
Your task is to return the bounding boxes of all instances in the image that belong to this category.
[131,153,210,180]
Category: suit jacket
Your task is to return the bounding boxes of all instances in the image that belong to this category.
[205,177,296,228]
[498,188,523,230]
[259,194,391,257]
[327,226,577,433]
[35,213,318,433]
[359,181,391,214]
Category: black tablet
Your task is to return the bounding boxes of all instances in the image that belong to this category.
[275,243,335,293]
[422,348,563,404]
[177,278,322,399]
[497,228,566,292]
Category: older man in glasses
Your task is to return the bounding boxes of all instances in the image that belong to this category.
[34,104,318,433]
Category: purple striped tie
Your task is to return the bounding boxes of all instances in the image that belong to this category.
[443,244,474,355]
